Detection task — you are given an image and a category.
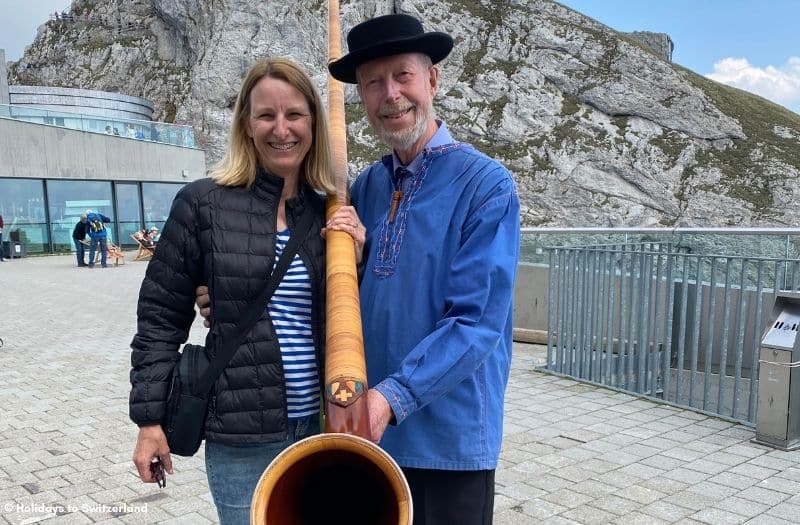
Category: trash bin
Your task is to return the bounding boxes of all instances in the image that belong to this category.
[754,290,800,450]
[2,241,26,258]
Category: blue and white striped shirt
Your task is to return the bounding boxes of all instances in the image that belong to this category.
[268,229,320,418]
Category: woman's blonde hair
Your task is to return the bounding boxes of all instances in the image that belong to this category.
[211,58,335,194]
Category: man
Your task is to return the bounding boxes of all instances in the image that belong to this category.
[328,14,520,524]
[72,214,89,267]
[85,209,112,268]
[0,213,4,262]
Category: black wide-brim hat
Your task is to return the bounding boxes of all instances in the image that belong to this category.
[328,14,454,84]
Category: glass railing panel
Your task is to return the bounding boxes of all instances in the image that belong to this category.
[0,103,197,149]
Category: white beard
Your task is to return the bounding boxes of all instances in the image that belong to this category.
[371,97,433,152]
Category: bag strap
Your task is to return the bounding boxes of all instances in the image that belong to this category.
[194,208,316,395]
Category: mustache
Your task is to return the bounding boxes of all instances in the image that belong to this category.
[378,101,414,117]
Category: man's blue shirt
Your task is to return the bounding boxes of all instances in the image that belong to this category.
[351,125,520,470]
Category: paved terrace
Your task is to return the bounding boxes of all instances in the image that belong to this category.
[1,255,799,524]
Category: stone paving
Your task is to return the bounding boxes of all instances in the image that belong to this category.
[1,255,800,524]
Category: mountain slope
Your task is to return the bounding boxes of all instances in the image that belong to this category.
[8,0,800,226]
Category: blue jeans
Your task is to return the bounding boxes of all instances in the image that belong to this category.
[205,414,320,525]
[73,238,86,266]
[88,236,107,267]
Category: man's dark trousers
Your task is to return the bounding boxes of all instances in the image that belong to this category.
[74,238,86,266]
[402,468,495,525]
[88,237,107,267]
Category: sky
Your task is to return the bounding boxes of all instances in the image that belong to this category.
[1,0,72,61]
[1,1,798,114]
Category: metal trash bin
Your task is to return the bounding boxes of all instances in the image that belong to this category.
[754,291,800,450]
[2,241,26,258]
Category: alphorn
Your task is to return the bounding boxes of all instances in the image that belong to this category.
[250,2,413,523]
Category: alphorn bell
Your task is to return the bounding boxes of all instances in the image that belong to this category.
[249,2,412,523]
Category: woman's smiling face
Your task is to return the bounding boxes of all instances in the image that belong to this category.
[247,76,313,180]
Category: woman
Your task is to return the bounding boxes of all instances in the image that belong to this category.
[129,58,337,524]
[138,228,154,248]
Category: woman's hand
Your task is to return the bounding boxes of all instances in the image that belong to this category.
[195,285,211,327]
[132,424,173,483]
[323,206,366,263]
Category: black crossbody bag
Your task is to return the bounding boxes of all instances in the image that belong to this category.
[162,211,314,457]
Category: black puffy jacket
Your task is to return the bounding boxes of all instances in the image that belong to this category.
[129,171,326,444]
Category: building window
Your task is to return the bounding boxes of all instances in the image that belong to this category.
[47,180,114,253]
[0,178,47,254]
[116,183,142,248]
[142,182,183,231]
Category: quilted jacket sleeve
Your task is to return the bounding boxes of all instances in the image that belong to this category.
[129,183,205,426]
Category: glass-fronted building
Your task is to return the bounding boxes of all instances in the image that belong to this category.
[0,56,206,256]
[0,178,185,255]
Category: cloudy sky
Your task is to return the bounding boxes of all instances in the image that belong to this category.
[1,0,72,61]
[1,0,799,114]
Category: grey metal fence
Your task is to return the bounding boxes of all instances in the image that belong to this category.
[545,242,800,425]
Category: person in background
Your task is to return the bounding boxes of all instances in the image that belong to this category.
[148,226,160,244]
[137,228,157,250]
[72,214,89,267]
[85,209,111,268]
[130,57,343,524]
[139,229,151,245]
[182,127,196,148]
[0,214,4,262]
[327,14,520,524]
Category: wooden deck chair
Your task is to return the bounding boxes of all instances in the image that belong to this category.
[106,241,126,266]
[80,238,125,266]
[131,232,155,261]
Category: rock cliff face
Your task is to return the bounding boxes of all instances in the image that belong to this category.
[8,0,800,227]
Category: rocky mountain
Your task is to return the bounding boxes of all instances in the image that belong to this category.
[8,0,800,227]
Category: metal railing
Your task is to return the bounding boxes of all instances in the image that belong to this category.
[545,240,800,425]
[0,103,196,149]
[521,227,800,264]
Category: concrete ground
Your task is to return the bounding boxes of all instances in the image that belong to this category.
[1,255,799,524]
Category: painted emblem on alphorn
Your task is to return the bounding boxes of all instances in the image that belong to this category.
[326,378,365,407]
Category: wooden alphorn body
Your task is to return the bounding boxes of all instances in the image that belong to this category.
[250,2,412,523]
